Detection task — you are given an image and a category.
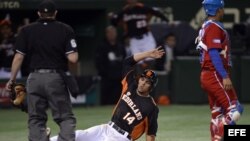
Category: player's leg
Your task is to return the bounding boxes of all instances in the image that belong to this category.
[206,91,223,141]
[27,74,49,141]
[211,75,243,125]
[50,125,107,141]
[50,130,97,141]
[201,71,226,141]
[47,73,76,141]
[216,89,243,125]
[209,100,224,141]
[76,124,108,141]
[202,72,244,141]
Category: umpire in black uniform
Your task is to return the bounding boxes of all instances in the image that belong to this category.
[5,0,78,141]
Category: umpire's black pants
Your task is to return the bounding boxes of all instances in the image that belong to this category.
[27,72,76,141]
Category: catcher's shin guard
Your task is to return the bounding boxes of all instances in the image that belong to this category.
[211,116,225,141]
[225,100,244,125]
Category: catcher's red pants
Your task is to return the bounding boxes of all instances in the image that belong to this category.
[200,71,238,141]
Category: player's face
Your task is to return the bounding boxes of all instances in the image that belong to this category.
[137,77,152,93]
[165,36,176,48]
[106,27,117,42]
[0,25,12,38]
[217,8,224,21]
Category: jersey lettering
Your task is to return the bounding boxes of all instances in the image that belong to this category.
[122,92,143,120]
[123,112,136,125]
[136,20,147,28]
[123,14,147,22]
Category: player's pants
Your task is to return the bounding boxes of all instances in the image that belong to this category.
[50,122,131,141]
[201,71,241,141]
[129,32,156,62]
[27,72,76,141]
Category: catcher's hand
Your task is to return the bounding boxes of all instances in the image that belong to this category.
[10,83,26,106]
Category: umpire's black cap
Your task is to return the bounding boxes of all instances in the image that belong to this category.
[38,0,56,13]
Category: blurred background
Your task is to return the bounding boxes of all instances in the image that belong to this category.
[0,0,250,107]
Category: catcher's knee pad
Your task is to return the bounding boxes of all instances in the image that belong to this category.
[226,101,244,125]
[211,106,223,119]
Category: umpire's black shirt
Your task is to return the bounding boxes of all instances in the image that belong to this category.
[15,18,77,71]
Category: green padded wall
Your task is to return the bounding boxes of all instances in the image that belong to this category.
[171,56,208,104]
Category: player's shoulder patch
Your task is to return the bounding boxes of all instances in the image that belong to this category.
[70,39,77,48]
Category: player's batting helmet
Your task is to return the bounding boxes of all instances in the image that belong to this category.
[202,0,224,16]
[141,69,158,88]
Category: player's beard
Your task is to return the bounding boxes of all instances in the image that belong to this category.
[137,86,145,93]
[218,9,224,21]
[219,14,224,21]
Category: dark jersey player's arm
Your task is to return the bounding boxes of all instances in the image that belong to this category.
[146,107,159,141]
[146,6,168,22]
[122,47,165,77]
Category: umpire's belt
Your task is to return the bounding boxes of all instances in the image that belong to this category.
[108,121,131,140]
[32,69,59,73]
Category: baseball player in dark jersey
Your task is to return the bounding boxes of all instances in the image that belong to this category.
[50,47,165,141]
[196,0,243,140]
[110,0,168,66]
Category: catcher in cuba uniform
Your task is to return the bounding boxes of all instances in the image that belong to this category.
[50,47,165,141]
[196,0,243,141]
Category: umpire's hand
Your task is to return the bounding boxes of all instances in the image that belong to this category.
[5,79,14,91]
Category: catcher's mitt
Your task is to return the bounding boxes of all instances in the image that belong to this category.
[10,83,26,106]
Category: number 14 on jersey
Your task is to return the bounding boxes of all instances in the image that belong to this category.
[123,112,136,125]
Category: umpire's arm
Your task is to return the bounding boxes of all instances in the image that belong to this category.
[67,52,78,63]
[5,53,24,91]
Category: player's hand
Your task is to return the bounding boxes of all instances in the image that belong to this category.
[223,77,233,91]
[107,12,114,19]
[150,46,165,59]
